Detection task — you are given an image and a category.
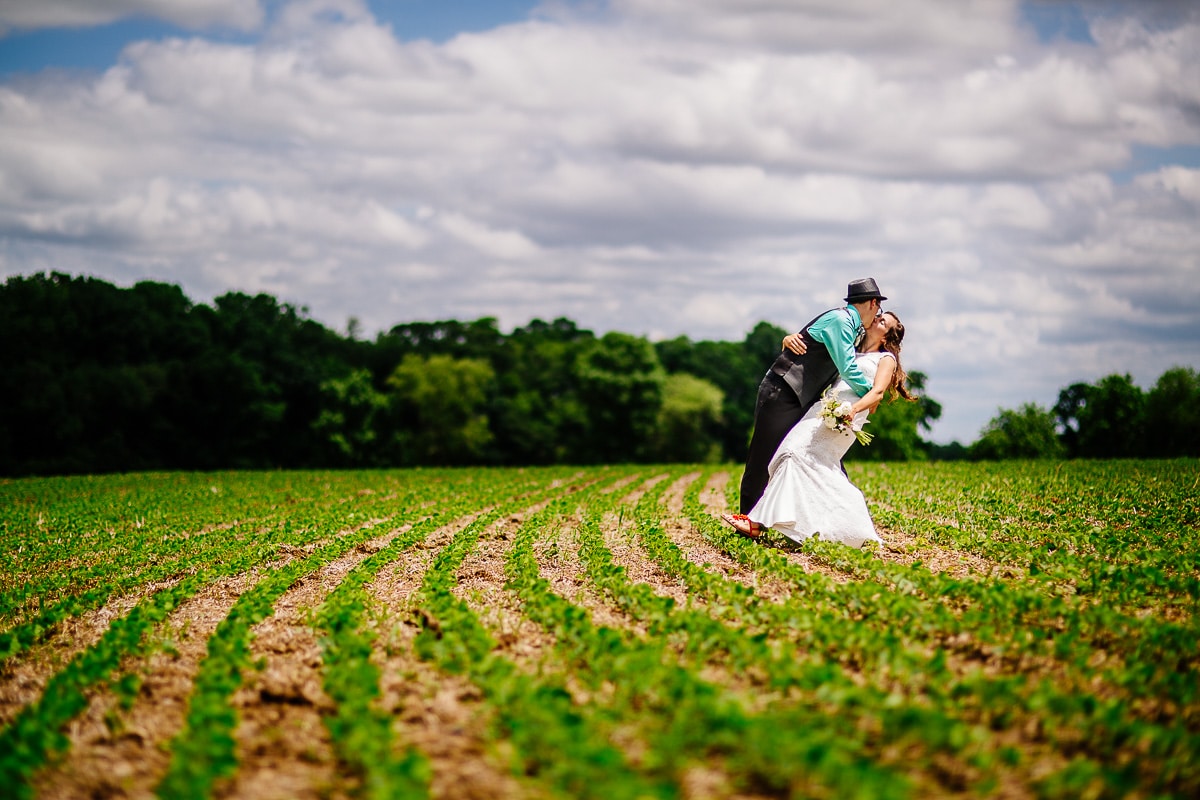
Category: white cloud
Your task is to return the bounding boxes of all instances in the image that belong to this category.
[438,212,542,260]
[0,0,264,34]
[1,0,1198,444]
[972,184,1053,230]
[606,0,1022,62]
[1136,165,1200,203]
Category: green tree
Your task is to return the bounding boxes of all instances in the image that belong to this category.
[648,373,725,463]
[1143,366,1200,458]
[741,321,791,369]
[193,292,342,467]
[654,321,788,463]
[576,332,665,463]
[1075,373,1146,458]
[0,273,216,473]
[927,441,969,461]
[376,317,504,364]
[848,371,940,462]
[970,403,1066,460]
[490,318,592,465]
[386,354,496,465]
[1053,382,1090,458]
[312,369,389,466]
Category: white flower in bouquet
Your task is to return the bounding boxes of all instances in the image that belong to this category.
[818,387,874,445]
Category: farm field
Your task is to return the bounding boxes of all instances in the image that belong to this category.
[0,461,1197,799]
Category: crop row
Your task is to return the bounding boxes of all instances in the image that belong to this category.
[0,461,1195,798]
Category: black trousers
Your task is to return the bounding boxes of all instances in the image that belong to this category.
[739,373,808,515]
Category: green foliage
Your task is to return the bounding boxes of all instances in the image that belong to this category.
[380,317,504,361]
[13,272,1194,472]
[0,273,951,472]
[848,370,940,462]
[647,373,725,463]
[1053,371,1199,459]
[741,320,791,367]
[0,273,355,474]
[1053,382,1090,457]
[970,402,1065,460]
[312,368,390,466]
[200,291,354,466]
[1144,367,1200,457]
[1,463,1198,797]
[655,323,786,462]
[575,332,665,462]
[1074,374,1146,458]
[386,354,496,465]
[489,317,593,464]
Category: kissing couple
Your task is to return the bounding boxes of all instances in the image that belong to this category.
[722,278,915,548]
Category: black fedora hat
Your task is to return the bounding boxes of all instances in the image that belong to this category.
[845,277,887,303]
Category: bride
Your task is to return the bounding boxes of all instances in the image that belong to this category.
[722,311,914,548]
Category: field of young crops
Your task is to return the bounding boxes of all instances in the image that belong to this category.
[1,460,1196,799]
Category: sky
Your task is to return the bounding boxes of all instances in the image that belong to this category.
[1,0,1198,446]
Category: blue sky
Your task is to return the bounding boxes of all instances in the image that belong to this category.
[0,2,544,74]
[1,0,1198,445]
[0,1,1094,74]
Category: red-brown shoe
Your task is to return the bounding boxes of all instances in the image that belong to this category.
[719,513,762,538]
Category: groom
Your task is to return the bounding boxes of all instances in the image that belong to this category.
[737,277,887,515]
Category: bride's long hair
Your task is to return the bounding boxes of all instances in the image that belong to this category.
[879,311,916,402]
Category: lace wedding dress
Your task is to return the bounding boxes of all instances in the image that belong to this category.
[747,351,892,548]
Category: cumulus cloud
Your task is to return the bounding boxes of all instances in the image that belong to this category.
[605,0,1022,61]
[0,0,264,34]
[0,0,1198,443]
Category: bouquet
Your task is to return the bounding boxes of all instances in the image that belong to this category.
[818,387,874,445]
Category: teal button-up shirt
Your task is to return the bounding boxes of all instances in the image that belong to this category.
[807,306,872,396]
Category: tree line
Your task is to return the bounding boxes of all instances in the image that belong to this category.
[3,273,1193,476]
[969,371,1200,460]
[0,273,945,476]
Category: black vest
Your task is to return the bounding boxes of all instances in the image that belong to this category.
[767,307,859,410]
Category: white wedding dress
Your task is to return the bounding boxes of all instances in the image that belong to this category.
[747,351,892,548]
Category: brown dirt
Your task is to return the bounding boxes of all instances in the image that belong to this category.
[0,579,177,730]
[29,571,259,799]
[523,485,781,794]
[669,472,796,603]
[535,512,646,636]
[874,524,1009,581]
[28,516,399,800]
[369,511,549,800]
[404,487,782,794]
[453,513,564,674]
[217,525,417,800]
[9,471,1187,800]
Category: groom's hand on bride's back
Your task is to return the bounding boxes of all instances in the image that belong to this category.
[782,333,808,355]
